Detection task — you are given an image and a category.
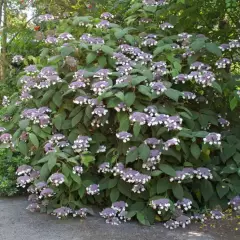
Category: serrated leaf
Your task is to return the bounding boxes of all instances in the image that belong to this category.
[137,212,146,225]
[81,154,95,167]
[18,141,28,156]
[216,182,229,199]
[72,111,83,127]
[191,39,206,51]
[193,131,209,138]
[115,92,125,101]
[101,45,114,55]
[172,183,184,199]
[41,89,55,105]
[118,112,130,131]
[206,43,222,57]
[138,144,150,161]
[153,45,172,56]
[29,133,39,148]
[48,154,57,171]
[40,48,49,57]
[159,164,176,177]
[92,44,102,51]
[53,114,64,130]
[110,188,120,202]
[19,119,30,130]
[108,178,118,189]
[124,92,136,107]
[114,29,128,39]
[191,143,201,159]
[40,163,50,181]
[157,177,170,194]
[53,92,62,107]
[48,55,62,64]
[132,76,147,86]
[133,122,141,137]
[71,172,81,184]
[201,180,213,201]
[126,147,138,164]
[60,46,75,57]
[165,88,181,102]
[78,185,85,198]
[125,34,135,45]
[138,85,151,97]
[221,164,237,174]
[230,97,238,110]
[86,52,97,64]
[98,56,107,67]
[212,82,222,94]
[118,180,132,198]
[62,163,71,177]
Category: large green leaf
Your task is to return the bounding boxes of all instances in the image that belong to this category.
[40,163,50,181]
[126,147,138,163]
[216,182,229,199]
[118,180,132,198]
[172,183,184,199]
[118,112,130,131]
[124,92,136,107]
[101,45,114,55]
[98,56,107,67]
[201,180,214,202]
[53,114,64,130]
[86,52,97,64]
[159,164,176,177]
[157,177,170,194]
[53,92,62,107]
[138,85,152,97]
[81,154,95,167]
[164,89,181,102]
[18,141,28,156]
[19,119,30,130]
[133,122,141,137]
[110,188,120,202]
[47,153,57,171]
[29,133,39,148]
[206,43,222,57]
[72,111,83,127]
[41,89,55,105]
[138,144,150,161]
[60,46,75,57]
[190,143,201,159]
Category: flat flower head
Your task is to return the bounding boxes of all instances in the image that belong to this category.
[16,165,33,176]
[86,184,100,195]
[101,12,114,20]
[49,173,65,186]
[116,132,132,142]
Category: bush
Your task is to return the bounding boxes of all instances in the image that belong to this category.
[0,149,29,196]
[1,0,240,226]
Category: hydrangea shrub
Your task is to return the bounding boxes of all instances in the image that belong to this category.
[1,0,240,227]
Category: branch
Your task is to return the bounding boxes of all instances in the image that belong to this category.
[7,15,36,47]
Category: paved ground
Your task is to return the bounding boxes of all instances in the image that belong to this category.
[0,197,239,240]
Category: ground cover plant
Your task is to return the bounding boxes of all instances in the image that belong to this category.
[1,0,240,228]
[0,148,29,196]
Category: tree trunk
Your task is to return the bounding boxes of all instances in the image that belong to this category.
[1,0,7,81]
[0,0,4,26]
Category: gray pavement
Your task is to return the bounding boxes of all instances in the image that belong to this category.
[0,197,226,240]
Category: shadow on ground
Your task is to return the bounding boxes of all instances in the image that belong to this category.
[0,197,239,240]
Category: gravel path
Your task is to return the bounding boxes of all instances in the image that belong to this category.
[0,197,238,240]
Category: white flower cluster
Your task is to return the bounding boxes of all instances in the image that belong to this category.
[149,198,171,214]
[72,136,92,153]
[86,184,100,195]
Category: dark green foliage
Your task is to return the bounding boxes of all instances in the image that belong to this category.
[0,149,29,196]
[1,0,240,224]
